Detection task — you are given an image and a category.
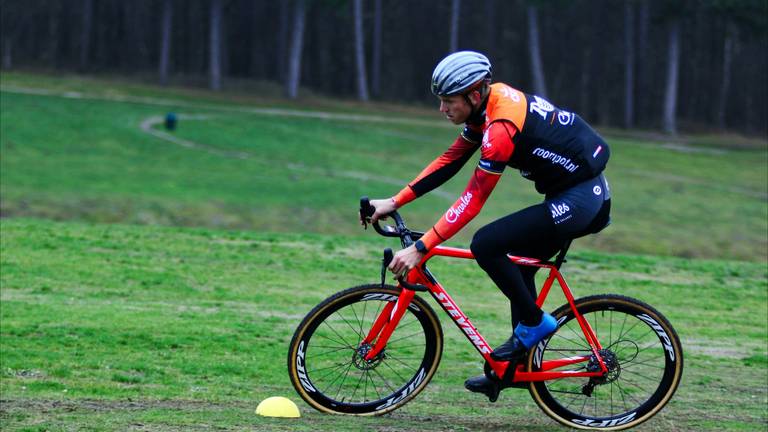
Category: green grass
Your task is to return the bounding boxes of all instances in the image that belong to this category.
[1,219,766,431]
[2,72,767,261]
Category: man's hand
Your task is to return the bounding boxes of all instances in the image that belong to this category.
[360,197,397,226]
[388,244,425,279]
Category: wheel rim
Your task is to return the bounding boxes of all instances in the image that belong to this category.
[299,294,434,409]
[533,303,680,424]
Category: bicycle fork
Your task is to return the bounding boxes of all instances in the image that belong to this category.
[361,281,415,361]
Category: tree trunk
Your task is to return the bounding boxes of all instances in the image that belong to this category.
[353,0,370,101]
[579,47,591,118]
[285,0,307,99]
[484,0,496,56]
[526,5,547,97]
[79,0,93,72]
[623,1,635,128]
[662,19,680,135]
[159,0,173,86]
[449,0,460,52]
[275,0,290,81]
[371,0,382,96]
[209,0,222,90]
[636,0,649,126]
[46,2,61,66]
[716,21,735,130]
[2,38,11,70]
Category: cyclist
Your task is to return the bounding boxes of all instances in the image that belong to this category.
[364,51,611,397]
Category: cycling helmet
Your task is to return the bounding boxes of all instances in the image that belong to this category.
[431,51,492,96]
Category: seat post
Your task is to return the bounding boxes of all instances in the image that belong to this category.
[554,239,572,269]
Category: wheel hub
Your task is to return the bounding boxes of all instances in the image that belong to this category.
[586,349,621,384]
[353,343,385,370]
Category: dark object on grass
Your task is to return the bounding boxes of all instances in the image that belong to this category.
[165,112,177,131]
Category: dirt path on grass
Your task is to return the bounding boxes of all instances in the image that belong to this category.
[137,114,456,201]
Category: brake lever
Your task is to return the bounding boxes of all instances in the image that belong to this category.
[382,248,394,288]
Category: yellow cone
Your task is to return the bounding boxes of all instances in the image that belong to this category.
[256,396,301,418]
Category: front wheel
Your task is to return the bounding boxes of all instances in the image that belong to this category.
[527,294,683,430]
[288,284,443,415]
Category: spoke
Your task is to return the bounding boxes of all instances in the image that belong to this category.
[319,361,350,391]
[314,330,354,349]
[362,368,370,402]
[381,356,424,361]
[621,371,659,390]
[394,317,421,331]
[384,353,419,370]
[594,381,598,415]
[333,361,356,400]
[348,302,366,345]
[387,330,426,345]
[349,365,368,401]
[542,347,592,355]
[367,369,382,401]
[322,319,355,349]
[617,312,629,345]
[622,358,666,369]
[370,365,398,394]
[313,362,353,382]
[614,379,646,407]
[618,377,630,412]
[610,378,614,417]
[609,310,614,348]
[381,358,409,383]
[352,302,368,345]
[334,309,365,342]
[560,323,592,350]
[579,391,589,416]
[615,319,645,343]
[387,343,427,350]
[308,346,355,358]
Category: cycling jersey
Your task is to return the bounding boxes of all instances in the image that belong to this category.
[394,83,610,251]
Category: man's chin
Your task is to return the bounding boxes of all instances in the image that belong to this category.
[446,116,465,125]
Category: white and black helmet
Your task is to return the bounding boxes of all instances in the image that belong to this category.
[431,51,492,96]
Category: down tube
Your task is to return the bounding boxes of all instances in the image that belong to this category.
[428,282,495,358]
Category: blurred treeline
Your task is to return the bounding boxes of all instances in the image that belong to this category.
[1,0,766,136]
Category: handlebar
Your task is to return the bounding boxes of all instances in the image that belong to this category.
[362,196,430,292]
[359,196,424,246]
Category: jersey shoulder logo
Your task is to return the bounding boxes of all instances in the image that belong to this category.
[529,95,555,120]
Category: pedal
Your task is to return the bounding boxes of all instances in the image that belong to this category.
[486,384,500,403]
[464,377,501,403]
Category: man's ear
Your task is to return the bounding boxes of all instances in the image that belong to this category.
[470,90,483,105]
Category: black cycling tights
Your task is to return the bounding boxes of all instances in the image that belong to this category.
[470,203,566,328]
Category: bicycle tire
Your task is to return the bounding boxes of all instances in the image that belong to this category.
[527,294,683,430]
[287,284,443,415]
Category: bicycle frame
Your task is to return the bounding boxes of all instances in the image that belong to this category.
[361,245,609,383]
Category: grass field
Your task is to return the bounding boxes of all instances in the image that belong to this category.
[2,72,766,261]
[1,219,766,431]
[1,72,767,431]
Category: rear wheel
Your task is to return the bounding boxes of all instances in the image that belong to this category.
[288,284,443,415]
[527,295,683,430]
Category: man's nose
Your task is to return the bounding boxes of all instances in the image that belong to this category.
[439,101,448,113]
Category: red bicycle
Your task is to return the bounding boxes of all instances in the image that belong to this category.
[288,198,683,430]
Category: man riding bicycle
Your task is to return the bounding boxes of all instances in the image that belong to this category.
[364,51,611,397]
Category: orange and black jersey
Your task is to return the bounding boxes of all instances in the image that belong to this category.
[394,83,610,250]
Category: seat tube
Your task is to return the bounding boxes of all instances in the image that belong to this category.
[536,268,558,308]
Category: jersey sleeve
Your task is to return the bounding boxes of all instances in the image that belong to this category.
[419,121,517,250]
[393,125,482,207]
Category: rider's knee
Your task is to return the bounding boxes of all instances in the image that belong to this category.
[470,229,492,262]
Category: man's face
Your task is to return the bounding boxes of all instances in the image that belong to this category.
[438,94,472,125]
